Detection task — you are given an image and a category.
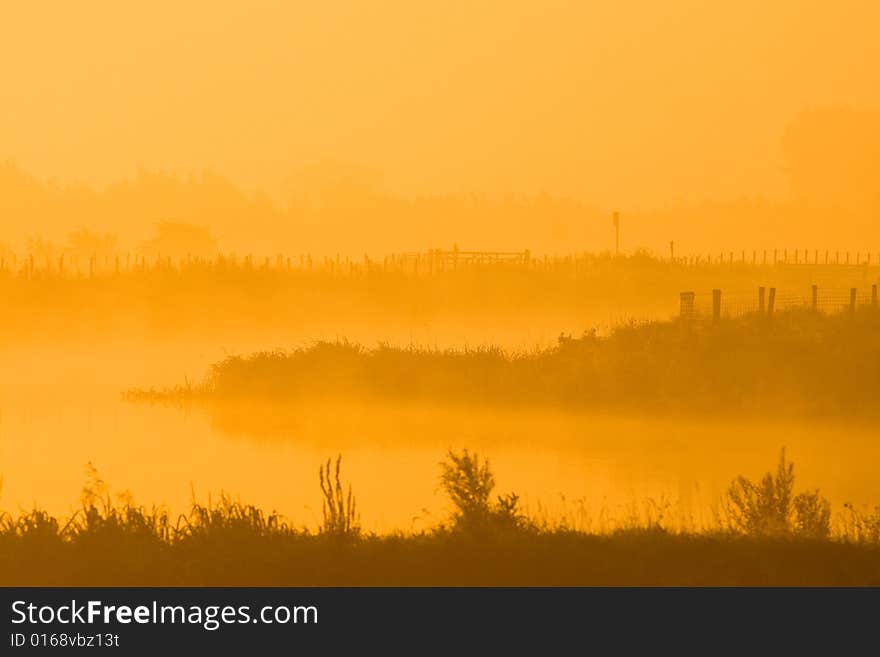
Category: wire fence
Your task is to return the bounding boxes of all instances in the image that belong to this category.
[2,247,880,284]
[680,284,880,322]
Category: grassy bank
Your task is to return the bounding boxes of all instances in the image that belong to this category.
[4,529,879,586]
[128,309,880,417]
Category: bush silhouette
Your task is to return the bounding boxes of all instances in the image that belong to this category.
[439,449,524,533]
[724,449,831,538]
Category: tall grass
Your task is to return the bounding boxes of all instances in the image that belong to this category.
[3,248,875,344]
[2,449,880,585]
[319,456,360,538]
[128,308,880,418]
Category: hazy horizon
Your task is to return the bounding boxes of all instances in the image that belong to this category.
[2,1,879,206]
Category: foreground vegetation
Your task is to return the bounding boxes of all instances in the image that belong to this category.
[128,309,880,417]
[2,450,879,586]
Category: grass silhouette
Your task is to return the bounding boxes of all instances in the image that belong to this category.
[128,308,880,418]
[3,248,876,345]
[1,449,879,586]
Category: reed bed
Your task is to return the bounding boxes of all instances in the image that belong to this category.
[127,308,880,418]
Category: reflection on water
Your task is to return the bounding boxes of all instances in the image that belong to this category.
[2,375,879,532]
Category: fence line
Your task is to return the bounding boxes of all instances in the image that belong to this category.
[680,284,880,322]
[675,248,878,268]
[2,247,880,281]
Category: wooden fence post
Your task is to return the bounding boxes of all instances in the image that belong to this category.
[767,288,776,319]
[850,288,857,313]
[758,286,766,316]
[872,284,878,309]
[712,289,722,324]
[811,284,818,312]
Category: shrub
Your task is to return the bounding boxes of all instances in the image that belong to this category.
[439,449,525,533]
[793,490,832,539]
[723,448,831,538]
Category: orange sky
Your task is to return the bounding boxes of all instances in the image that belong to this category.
[1,0,878,210]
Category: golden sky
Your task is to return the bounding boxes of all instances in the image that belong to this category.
[1,0,879,208]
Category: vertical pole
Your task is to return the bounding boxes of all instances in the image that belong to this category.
[811,284,818,312]
[850,288,857,313]
[872,284,878,309]
[758,286,766,316]
[712,289,722,324]
[670,240,674,262]
[767,287,776,319]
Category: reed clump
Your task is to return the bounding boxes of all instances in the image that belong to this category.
[319,455,360,538]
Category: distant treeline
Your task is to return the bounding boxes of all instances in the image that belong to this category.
[2,160,877,258]
[129,309,880,417]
